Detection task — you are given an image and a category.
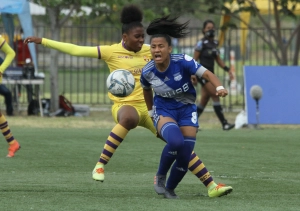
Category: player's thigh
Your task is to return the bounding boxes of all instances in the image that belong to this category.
[112,103,139,127]
[156,116,177,136]
[153,107,177,133]
[180,126,197,138]
[135,102,158,136]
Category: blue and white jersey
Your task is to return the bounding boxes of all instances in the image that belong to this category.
[140,54,206,110]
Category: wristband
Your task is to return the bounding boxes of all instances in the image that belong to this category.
[216,86,225,91]
[223,66,230,72]
[148,110,153,117]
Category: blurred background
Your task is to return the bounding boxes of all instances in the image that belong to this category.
[0,0,299,117]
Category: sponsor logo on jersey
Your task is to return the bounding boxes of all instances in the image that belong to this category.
[173,73,182,81]
[132,68,142,75]
[143,56,151,62]
[156,82,189,98]
[117,55,133,59]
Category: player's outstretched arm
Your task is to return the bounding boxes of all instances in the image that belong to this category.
[202,70,228,97]
[24,36,99,58]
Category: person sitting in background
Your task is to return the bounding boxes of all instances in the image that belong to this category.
[0,57,13,116]
[0,35,20,157]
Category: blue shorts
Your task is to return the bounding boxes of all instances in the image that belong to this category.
[153,104,199,128]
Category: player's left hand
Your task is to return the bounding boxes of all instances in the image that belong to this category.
[216,88,228,97]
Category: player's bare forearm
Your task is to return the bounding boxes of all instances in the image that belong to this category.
[202,71,228,97]
[215,55,225,68]
[143,88,154,111]
[202,71,222,88]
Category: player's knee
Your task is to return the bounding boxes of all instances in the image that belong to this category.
[160,122,184,151]
[169,138,184,151]
[118,116,138,130]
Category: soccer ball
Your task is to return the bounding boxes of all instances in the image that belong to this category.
[106,69,135,97]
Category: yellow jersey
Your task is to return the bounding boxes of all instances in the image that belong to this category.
[42,39,151,103]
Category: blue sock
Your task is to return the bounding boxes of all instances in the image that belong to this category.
[157,145,175,175]
[166,137,196,190]
[157,122,183,176]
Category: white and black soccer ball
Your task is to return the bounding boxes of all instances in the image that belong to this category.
[106,69,135,97]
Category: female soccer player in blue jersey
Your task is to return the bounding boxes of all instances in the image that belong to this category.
[0,35,20,157]
[25,5,232,197]
[140,16,232,199]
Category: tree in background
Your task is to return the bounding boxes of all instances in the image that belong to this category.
[31,0,130,111]
[203,0,300,65]
[133,0,208,20]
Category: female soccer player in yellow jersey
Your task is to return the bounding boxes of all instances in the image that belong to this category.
[0,35,21,157]
[24,4,232,197]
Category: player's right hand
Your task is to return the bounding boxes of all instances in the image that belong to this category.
[191,75,198,86]
[216,88,228,97]
[24,37,42,44]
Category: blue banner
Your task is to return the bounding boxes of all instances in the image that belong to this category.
[244,66,300,124]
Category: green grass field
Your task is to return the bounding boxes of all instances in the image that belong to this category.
[0,113,299,211]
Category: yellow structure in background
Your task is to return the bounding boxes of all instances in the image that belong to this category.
[218,0,300,57]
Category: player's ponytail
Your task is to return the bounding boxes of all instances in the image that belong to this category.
[146,15,190,45]
[120,5,143,34]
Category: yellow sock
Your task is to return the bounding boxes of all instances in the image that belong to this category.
[0,114,15,144]
[98,124,128,164]
[188,151,216,188]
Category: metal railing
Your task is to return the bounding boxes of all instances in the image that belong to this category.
[1,26,298,111]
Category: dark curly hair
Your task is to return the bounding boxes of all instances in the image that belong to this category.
[120,5,143,34]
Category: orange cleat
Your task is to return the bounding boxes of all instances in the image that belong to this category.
[7,140,21,158]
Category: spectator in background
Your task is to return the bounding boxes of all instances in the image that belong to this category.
[192,20,235,131]
[0,35,21,157]
[14,28,34,102]
[14,28,32,67]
